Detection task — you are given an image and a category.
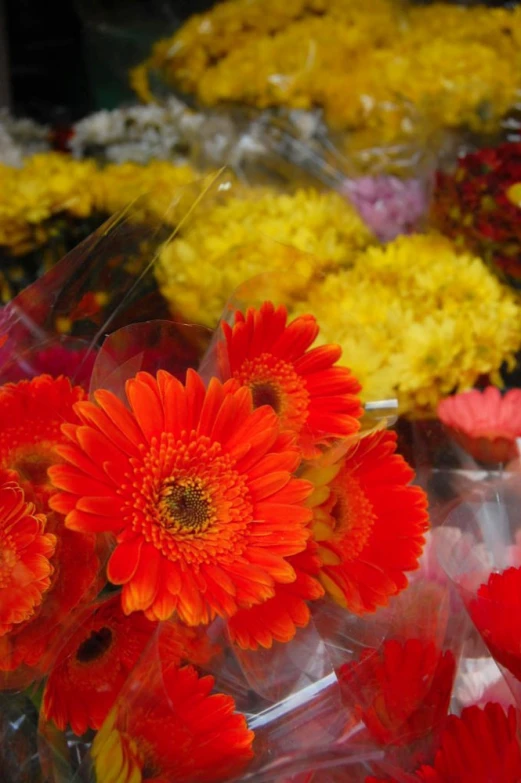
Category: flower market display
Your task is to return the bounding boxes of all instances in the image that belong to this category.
[7,2,521,779]
[157,220,521,417]
[133,0,521,137]
[0,170,519,780]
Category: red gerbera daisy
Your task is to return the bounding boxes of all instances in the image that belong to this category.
[49,369,312,625]
[340,639,455,747]
[226,541,324,649]
[221,301,363,457]
[368,703,521,782]
[0,511,100,677]
[0,375,84,507]
[304,430,429,614]
[91,664,254,783]
[469,567,521,682]
[0,480,56,636]
[42,595,157,736]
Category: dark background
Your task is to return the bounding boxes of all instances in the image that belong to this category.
[2,0,214,122]
[2,0,520,123]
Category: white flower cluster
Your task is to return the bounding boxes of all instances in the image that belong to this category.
[70,98,205,164]
[70,98,324,171]
[0,110,49,167]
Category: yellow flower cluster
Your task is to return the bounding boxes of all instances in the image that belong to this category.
[294,234,521,415]
[134,0,521,135]
[0,153,197,256]
[156,185,375,325]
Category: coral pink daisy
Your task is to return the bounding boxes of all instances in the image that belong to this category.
[437,387,521,464]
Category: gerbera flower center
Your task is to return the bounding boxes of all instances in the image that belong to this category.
[327,475,376,562]
[76,627,113,664]
[234,353,310,432]
[159,477,213,532]
[9,444,56,488]
[127,432,254,565]
[250,382,282,413]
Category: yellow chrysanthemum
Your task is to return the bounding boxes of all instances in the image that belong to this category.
[0,154,97,255]
[134,0,521,135]
[0,154,198,256]
[155,186,375,326]
[91,160,197,223]
[293,234,521,416]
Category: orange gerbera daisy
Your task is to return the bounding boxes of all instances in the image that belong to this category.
[469,567,521,682]
[367,703,521,782]
[0,511,100,677]
[221,301,363,457]
[0,375,84,507]
[92,664,254,783]
[340,639,455,747]
[226,541,324,649]
[49,369,312,625]
[304,430,429,614]
[0,479,56,636]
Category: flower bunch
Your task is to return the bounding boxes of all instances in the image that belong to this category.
[133,0,521,135]
[70,98,205,164]
[5,191,521,781]
[432,142,521,288]
[294,233,521,415]
[0,254,430,778]
[341,176,429,242]
[0,109,49,168]
[156,185,375,326]
[0,152,196,257]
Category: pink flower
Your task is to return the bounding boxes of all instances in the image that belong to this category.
[437,387,521,464]
[341,176,428,241]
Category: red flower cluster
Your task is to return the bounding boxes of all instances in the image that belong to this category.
[432,142,521,286]
[368,703,521,782]
[0,298,431,781]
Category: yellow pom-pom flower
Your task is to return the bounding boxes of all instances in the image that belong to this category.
[0,154,198,257]
[295,234,521,415]
[134,0,521,136]
[155,186,375,325]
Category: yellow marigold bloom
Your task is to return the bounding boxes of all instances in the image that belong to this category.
[155,186,375,326]
[296,234,521,416]
[135,0,521,135]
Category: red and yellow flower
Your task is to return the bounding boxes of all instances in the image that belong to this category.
[50,369,313,625]
[0,478,56,636]
[304,430,429,614]
[92,664,254,783]
[221,301,363,457]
